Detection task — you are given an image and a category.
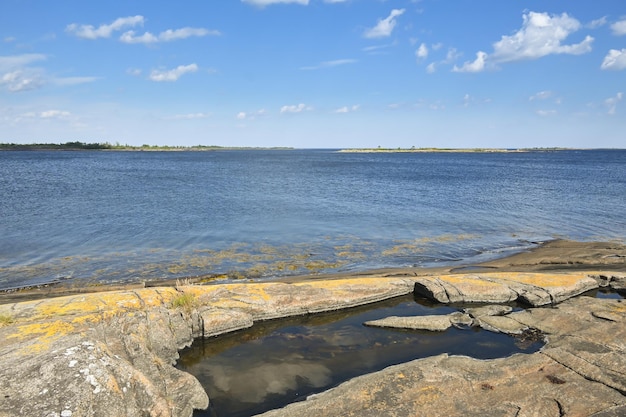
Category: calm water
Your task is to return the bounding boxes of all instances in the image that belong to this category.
[177,294,543,417]
[1,149,625,290]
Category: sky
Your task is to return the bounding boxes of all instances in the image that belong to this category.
[1,0,625,149]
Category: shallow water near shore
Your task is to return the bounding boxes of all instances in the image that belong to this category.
[1,149,625,290]
[177,294,543,417]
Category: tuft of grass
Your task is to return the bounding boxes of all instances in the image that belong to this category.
[170,293,197,312]
[0,314,14,327]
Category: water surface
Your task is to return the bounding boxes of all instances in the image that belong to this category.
[1,149,624,290]
[177,294,543,417]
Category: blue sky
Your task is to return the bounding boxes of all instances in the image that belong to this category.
[1,0,625,148]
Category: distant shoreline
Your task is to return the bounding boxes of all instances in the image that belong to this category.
[0,142,293,152]
[337,147,574,153]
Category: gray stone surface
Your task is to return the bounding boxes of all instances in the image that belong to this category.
[364,314,453,331]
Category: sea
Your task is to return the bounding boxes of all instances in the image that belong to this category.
[1,149,625,291]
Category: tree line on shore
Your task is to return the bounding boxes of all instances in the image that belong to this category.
[0,142,286,151]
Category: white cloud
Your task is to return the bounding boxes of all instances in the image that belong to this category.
[610,20,626,36]
[0,53,46,70]
[450,11,594,74]
[587,16,607,29]
[236,109,267,120]
[66,16,144,39]
[605,92,623,115]
[363,9,405,39]
[52,76,99,86]
[1,69,44,92]
[536,110,557,117]
[120,27,219,44]
[416,43,428,60]
[463,94,471,107]
[280,103,311,113]
[40,110,71,119]
[300,59,356,70]
[421,47,458,72]
[601,49,626,70]
[120,31,158,44]
[0,54,47,91]
[334,105,359,113]
[149,64,198,82]
[452,51,487,73]
[242,0,309,6]
[492,12,593,63]
[362,42,397,54]
[529,91,554,101]
[168,112,211,120]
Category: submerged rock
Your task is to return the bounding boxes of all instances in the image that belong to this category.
[364,314,453,331]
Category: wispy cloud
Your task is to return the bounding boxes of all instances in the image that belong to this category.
[236,109,267,120]
[536,109,557,117]
[242,0,309,7]
[300,59,356,70]
[362,42,397,54]
[1,69,44,92]
[0,53,46,70]
[334,105,359,113]
[120,27,220,44]
[601,49,626,70]
[1,54,98,92]
[40,110,72,119]
[67,16,218,44]
[167,112,211,120]
[52,76,99,86]
[66,16,145,39]
[529,91,554,101]
[587,16,607,29]
[605,92,623,115]
[363,9,405,39]
[280,103,312,113]
[149,64,198,82]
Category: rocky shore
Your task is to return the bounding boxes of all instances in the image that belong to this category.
[1,240,625,417]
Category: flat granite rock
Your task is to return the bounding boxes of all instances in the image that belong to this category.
[0,266,624,417]
[0,277,415,417]
[257,352,624,417]
[414,272,600,306]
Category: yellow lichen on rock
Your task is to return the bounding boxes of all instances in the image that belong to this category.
[7,320,75,353]
[480,272,592,287]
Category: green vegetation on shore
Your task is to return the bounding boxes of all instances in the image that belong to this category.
[0,141,293,151]
[337,147,573,153]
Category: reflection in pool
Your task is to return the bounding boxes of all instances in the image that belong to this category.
[177,295,543,417]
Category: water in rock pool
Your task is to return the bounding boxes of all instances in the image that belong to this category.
[177,294,544,417]
[1,149,625,290]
